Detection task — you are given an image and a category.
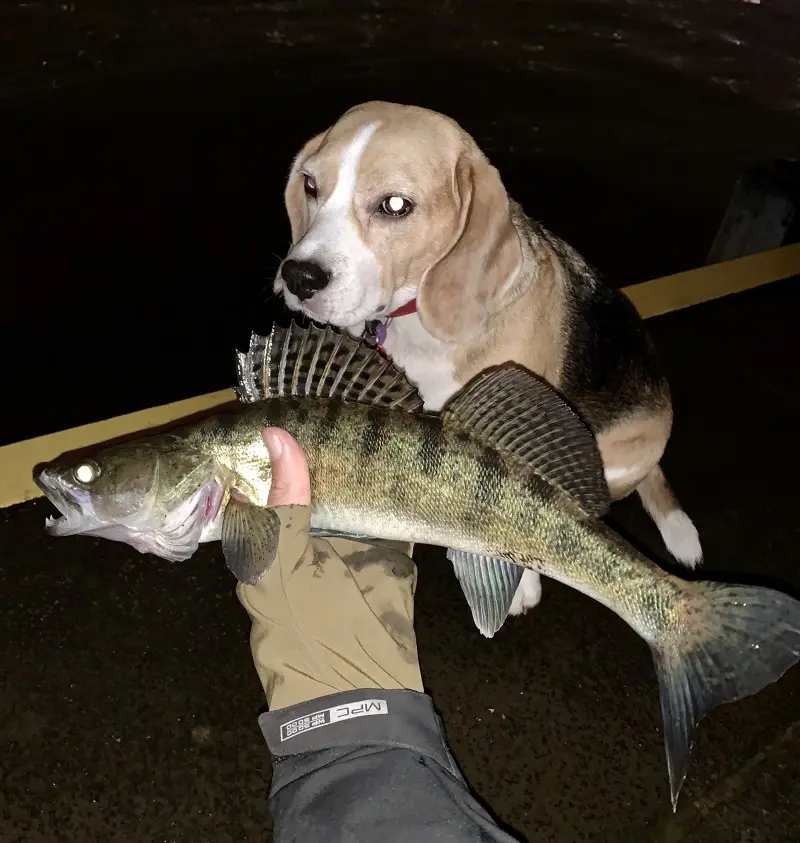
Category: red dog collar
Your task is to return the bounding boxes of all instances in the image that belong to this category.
[387,298,418,319]
[368,298,418,357]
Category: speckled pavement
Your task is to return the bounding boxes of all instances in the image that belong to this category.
[2,277,798,841]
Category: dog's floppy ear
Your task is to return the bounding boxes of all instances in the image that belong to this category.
[418,151,522,343]
[284,132,327,245]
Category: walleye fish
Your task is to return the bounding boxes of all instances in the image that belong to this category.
[36,322,800,810]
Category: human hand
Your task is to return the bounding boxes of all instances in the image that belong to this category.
[236,427,424,710]
[261,426,311,508]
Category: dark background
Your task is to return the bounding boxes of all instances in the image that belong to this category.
[1,0,799,446]
[2,5,800,842]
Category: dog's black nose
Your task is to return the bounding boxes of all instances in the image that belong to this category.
[281,259,331,301]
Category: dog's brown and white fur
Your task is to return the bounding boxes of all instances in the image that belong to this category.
[273,101,702,616]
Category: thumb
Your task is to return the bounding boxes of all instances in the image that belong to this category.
[263,427,312,507]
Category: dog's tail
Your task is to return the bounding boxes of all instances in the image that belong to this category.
[637,465,703,567]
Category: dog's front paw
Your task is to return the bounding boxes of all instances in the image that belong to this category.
[509,569,542,616]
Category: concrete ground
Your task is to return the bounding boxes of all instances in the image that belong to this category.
[2,1,799,840]
[2,276,799,842]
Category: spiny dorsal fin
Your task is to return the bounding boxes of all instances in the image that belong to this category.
[441,365,610,517]
[235,321,425,413]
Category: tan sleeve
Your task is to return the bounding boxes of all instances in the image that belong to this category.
[236,506,424,710]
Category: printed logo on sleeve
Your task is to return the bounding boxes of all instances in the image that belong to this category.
[279,698,389,742]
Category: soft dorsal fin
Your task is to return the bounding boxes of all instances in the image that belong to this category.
[235,321,425,413]
[441,365,610,517]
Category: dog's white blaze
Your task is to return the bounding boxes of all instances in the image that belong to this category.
[284,121,383,326]
[326,122,378,212]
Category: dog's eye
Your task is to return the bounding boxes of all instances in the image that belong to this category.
[379,195,413,217]
[303,174,318,198]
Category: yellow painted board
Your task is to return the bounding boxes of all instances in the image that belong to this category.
[2,242,799,510]
[624,242,800,319]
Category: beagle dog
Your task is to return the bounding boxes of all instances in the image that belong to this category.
[273,101,702,632]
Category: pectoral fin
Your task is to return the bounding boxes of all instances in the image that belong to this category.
[221,495,281,586]
[447,549,524,638]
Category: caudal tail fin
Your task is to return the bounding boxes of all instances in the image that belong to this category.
[653,582,800,810]
[637,465,703,568]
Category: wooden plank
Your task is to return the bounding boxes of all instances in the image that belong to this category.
[624,242,800,319]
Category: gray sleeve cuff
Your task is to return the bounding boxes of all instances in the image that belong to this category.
[259,690,524,842]
[258,689,462,778]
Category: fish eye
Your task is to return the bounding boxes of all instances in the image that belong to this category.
[303,174,318,198]
[73,461,100,485]
[378,195,413,217]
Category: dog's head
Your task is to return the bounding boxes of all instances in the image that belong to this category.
[274,102,523,342]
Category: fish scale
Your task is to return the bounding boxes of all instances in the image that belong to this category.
[36,320,800,813]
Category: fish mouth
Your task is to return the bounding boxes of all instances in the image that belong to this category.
[36,469,227,562]
[36,470,99,536]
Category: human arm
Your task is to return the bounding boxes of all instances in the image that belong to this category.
[235,428,524,842]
